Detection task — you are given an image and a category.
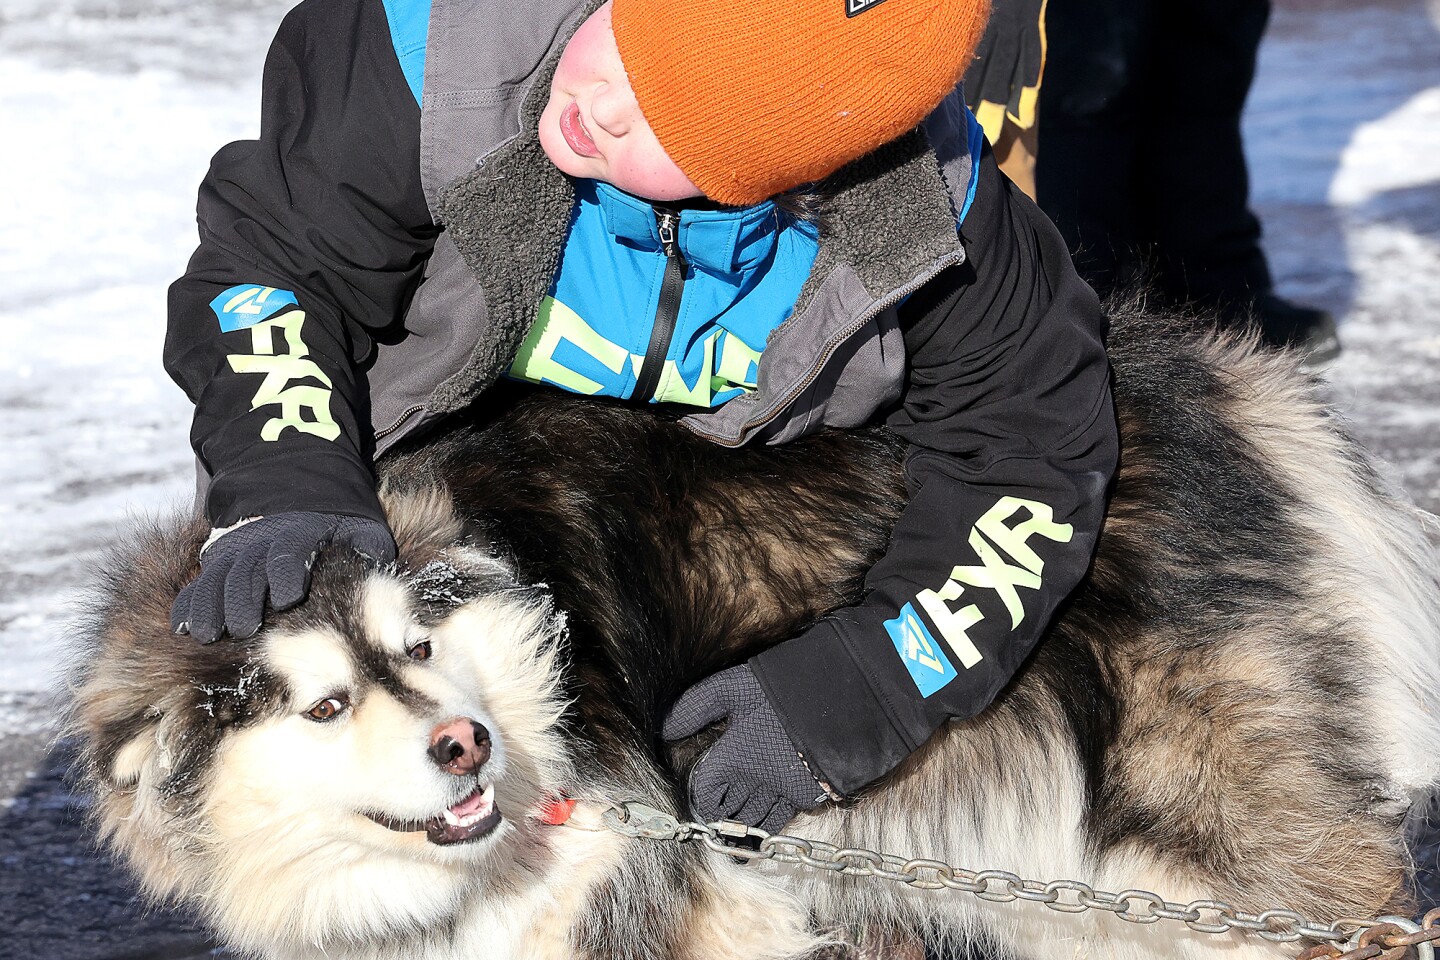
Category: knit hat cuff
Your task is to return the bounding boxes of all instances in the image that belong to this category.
[613,0,991,205]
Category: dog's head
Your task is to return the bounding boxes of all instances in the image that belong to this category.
[67,487,574,954]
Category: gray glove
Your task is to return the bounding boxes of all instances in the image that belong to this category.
[171,512,396,643]
[663,663,829,835]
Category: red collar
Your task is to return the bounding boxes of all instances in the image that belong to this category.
[538,794,578,826]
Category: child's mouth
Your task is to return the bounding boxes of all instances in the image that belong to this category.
[559,101,601,159]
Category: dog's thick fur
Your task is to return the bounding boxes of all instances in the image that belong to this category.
[68,309,1440,959]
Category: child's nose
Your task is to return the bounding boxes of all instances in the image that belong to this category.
[589,80,635,137]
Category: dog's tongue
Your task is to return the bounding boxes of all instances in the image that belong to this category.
[425,784,502,845]
[450,785,492,819]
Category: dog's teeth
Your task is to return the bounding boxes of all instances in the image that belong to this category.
[438,784,497,830]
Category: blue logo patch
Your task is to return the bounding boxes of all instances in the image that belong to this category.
[210,285,300,332]
[884,602,958,698]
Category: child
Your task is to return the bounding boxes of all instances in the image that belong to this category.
[165,0,1118,834]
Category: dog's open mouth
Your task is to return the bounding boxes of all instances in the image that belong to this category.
[365,783,502,845]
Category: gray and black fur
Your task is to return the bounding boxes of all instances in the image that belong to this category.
[67,306,1440,959]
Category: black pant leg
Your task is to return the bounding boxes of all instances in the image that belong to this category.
[1035,0,1155,296]
[1139,0,1273,307]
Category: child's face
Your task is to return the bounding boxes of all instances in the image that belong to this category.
[539,2,703,203]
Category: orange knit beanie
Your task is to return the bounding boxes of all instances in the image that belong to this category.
[611,0,992,206]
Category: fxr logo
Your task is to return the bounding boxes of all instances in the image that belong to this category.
[919,496,1074,664]
[846,0,893,16]
[210,284,299,333]
[885,496,1075,697]
[227,311,340,442]
[884,601,958,698]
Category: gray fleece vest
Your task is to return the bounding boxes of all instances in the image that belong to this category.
[367,0,976,455]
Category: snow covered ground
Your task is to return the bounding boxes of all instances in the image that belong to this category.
[1251,0,1440,507]
[1,0,1439,741]
[0,0,292,727]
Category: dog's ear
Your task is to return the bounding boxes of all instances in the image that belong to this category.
[67,514,212,792]
[85,512,208,647]
[90,697,185,791]
[87,687,227,795]
[380,483,466,570]
[381,483,524,607]
[109,715,159,787]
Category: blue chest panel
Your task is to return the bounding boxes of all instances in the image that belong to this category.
[380,0,430,106]
[507,180,822,407]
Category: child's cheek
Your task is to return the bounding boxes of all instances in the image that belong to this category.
[612,149,704,203]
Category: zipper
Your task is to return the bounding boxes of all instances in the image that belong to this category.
[630,208,686,403]
[375,404,426,443]
[682,250,967,447]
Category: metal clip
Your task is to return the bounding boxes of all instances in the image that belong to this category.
[601,802,682,840]
[714,819,762,841]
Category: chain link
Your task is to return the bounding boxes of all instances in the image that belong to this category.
[585,801,1440,958]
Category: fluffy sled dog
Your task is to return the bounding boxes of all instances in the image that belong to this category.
[70,310,1440,960]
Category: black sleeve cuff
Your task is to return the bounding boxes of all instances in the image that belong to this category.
[750,622,925,798]
[205,447,386,527]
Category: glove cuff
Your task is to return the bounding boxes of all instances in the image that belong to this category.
[749,623,923,798]
[201,516,264,555]
[796,753,844,804]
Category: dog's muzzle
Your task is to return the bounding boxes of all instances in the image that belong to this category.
[365,716,502,845]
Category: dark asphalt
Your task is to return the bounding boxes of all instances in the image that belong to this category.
[0,734,221,960]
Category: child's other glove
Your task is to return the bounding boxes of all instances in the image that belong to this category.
[171,512,396,643]
[663,663,831,835]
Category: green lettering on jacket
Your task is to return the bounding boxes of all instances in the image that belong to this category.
[226,310,341,442]
[910,496,1075,668]
[509,296,762,406]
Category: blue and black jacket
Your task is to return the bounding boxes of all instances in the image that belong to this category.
[164,0,1118,796]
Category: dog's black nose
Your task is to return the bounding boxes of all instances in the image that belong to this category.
[428,718,492,774]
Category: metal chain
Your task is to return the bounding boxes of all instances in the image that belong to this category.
[589,800,1440,958]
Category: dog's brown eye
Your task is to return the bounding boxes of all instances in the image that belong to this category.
[407,641,432,662]
[306,697,348,722]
